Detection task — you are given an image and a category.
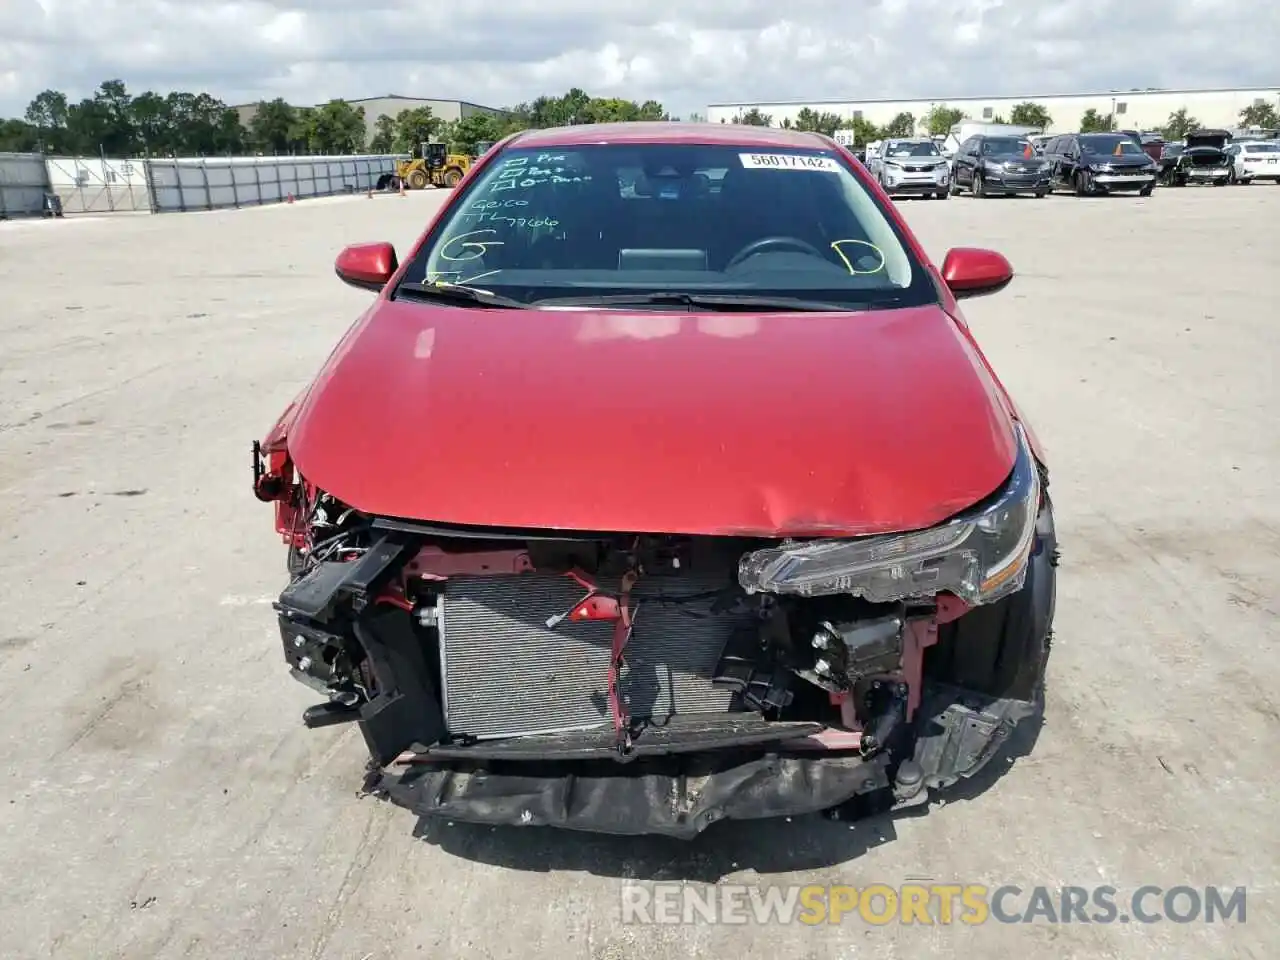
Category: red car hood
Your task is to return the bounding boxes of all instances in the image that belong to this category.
[286,301,1016,537]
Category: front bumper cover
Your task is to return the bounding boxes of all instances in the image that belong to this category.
[368,681,1038,838]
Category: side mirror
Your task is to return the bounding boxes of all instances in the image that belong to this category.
[334,242,398,292]
[941,247,1013,299]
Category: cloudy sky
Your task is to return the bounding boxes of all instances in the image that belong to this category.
[1,0,1276,118]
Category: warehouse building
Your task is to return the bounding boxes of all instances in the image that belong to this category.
[706,86,1280,134]
[233,95,508,147]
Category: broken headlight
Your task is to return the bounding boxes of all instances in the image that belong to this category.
[738,425,1040,605]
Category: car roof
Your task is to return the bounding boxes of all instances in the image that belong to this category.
[508,121,831,150]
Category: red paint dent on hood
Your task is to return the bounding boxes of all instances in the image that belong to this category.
[286,302,1017,537]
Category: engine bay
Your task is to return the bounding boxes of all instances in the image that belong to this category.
[268,482,973,769]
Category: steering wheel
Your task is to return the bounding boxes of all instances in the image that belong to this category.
[725,235,825,270]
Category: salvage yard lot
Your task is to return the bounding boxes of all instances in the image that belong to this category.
[1,186,1276,960]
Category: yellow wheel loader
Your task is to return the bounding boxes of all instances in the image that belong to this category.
[393,142,472,189]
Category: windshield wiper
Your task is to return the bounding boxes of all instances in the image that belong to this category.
[532,292,867,312]
[394,281,529,309]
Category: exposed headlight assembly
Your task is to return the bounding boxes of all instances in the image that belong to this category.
[738,425,1041,605]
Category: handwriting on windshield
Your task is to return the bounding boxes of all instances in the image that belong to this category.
[830,240,885,275]
[456,199,560,229]
[438,229,504,262]
[490,154,593,192]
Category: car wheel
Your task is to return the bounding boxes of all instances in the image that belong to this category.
[1034,189,1047,198]
[972,171,986,198]
[927,486,1058,705]
[948,177,961,196]
[1213,178,1228,187]
[935,190,950,199]
[1138,184,1153,197]
[1074,170,1092,196]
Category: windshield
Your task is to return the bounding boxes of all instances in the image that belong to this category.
[981,138,1033,156]
[1081,136,1146,156]
[885,140,940,158]
[1244,142,1280,153]
[401,143,935,309]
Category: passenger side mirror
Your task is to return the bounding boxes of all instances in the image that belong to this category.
[941,248,1013,299]
[334,242,398,292]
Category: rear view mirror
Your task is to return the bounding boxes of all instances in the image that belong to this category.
[334,242,398,292]
[941,247,1013,299]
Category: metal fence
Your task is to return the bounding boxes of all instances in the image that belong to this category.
[45,156,151,214]
[19,153,401,217]
[145,155,399,213]
[0,152,53,218]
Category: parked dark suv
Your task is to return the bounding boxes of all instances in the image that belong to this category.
[1042,132,1159,196]
[949,134,1052,198]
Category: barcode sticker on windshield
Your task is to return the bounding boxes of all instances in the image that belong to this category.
[739,153,840,172]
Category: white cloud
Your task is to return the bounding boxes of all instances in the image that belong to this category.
[0,0,1276,117]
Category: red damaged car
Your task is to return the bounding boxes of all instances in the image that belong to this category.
[253,122,1058,838]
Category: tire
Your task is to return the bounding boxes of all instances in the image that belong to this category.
[972,171,986,198]
[407,169,429,190]
[1034,189,1047,198]
[1213,178,1228,187]
[927,487,1058,704]
[935,190,950,199]
[1075,170,1092,196]
[1138,184,1153,197]
[948,176,961,196]
[443,166,464,188]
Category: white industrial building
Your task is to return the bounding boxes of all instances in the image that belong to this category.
[706,86,1280,134]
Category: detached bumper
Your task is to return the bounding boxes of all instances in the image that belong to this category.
[370,682,1039,838]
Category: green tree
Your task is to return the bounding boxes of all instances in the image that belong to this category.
[1238,102,1279,129]
[1079,108,1114,132]
[23,89,70,151]
[879,111,916,137]
[310,99,365,153]
[1161,108,1199,140]
[447,113,504,155]
[1009,102,1051,128]
[0,118,39,152]
[731,107,773,126]
[129,92,171,151]
[391,106,440,152]
[793,107,843,136]
[838,117,881,148]
[249,98,297,153]
[924,105,965,136]
[369,114,396,152]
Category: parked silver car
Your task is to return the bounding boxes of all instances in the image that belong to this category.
[868,138,951,199]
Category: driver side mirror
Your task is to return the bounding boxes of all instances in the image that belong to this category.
[334,242,398,292]
[940,248,1013,299]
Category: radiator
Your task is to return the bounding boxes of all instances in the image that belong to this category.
[438,572,749,739]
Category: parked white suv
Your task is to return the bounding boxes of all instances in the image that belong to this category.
[1227,141,1280,184]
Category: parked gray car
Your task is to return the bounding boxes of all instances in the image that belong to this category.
[868,138,951,199]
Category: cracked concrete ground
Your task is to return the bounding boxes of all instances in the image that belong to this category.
[1,184,1276,960]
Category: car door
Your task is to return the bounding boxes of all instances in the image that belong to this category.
[1056,136,1081,186]
[953,138,977,185]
